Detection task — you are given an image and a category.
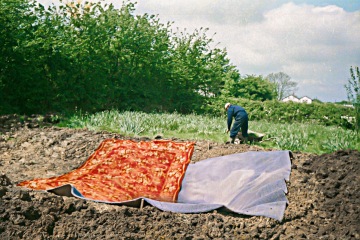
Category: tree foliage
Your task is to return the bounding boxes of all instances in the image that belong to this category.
[223,75,275,101]
[266,72,298,100]
[0,0,38,113]
[0,0,239,115]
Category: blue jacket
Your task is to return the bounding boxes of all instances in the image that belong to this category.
[227,105,247,130]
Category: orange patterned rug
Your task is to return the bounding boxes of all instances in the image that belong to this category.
[18,139,195,203]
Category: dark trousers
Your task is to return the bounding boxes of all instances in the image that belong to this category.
[230,114,248,138]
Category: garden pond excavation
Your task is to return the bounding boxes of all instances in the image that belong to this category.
[0,115,359,239]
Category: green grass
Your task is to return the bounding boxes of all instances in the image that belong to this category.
[249,121,359,154]
[59,110,360,154]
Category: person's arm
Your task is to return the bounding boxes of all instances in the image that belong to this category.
[227,108,233,131]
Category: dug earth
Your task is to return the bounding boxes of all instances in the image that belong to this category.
[0,115,359,239]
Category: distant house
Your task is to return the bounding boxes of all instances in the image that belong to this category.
[282,95,312,104]
[282,95,300,103]
[343,104,355,109]
[299,96,312,104]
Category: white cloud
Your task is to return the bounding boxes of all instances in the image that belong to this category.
[220,3,360,101]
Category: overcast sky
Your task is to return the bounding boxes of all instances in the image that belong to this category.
[38,0,360,102]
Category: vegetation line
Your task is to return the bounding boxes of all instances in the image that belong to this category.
[59,110,359,154]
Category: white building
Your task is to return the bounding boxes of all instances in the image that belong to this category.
[282,95,300,103]
[299,96,312,104]
[282,95,312,104]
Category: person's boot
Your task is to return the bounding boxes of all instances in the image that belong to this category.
[230,137,235,144]
[243,137,248,144]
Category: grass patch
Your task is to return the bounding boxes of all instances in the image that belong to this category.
[59,110,359,154]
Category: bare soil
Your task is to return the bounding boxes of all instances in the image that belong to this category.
[0,115,359,239]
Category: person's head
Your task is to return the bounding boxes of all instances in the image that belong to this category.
[224,102,231,110]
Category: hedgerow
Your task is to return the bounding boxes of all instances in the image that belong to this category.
[206,97,356,130]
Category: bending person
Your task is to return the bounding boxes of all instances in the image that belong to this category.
[225,102,249,144]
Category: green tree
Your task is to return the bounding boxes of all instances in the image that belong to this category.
[344,66,360,134]
[266,72,298,100]
[0,0,240,115]
[170,28,239,112]
[230,75,275,101]
[0,0,39,113]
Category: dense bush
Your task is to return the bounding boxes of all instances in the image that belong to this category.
[0,0,237,115]
[207,97,356,130]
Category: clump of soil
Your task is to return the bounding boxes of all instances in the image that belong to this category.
[0,115,359,239]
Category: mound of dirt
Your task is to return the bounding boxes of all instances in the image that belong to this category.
[0,124,359,239]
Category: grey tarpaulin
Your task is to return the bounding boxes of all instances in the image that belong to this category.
[177,150,291,220]
[48,150,292,221]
